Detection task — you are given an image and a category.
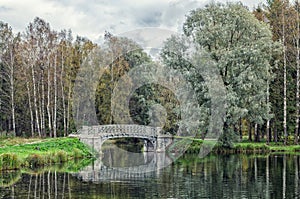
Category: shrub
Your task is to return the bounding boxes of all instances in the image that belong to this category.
[73,148,84,159]
[25,154,45,167]
[54,150,68,163]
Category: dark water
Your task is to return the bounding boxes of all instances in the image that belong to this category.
[1,149,300,198]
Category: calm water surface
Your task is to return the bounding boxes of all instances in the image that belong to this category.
[1,146,300,199]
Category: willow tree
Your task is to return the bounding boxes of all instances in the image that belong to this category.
[161,2,277,147]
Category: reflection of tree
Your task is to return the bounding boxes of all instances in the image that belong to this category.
[295,156,299,198]
[0,170,21,187]
[283,155,286,199]
[1,155,300,198]
[159,154,300,198]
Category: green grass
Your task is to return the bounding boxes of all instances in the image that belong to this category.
[233,142,270,153]
[168,137,300,155]
[0,137,41,147]
[168,138,198,154]
[233,142,300,153]
[269,144,300,152]
[0,137,94,171]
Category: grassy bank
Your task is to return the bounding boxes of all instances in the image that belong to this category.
[229,142,300,154]
[169,138,300,154]
[0,137,94,171]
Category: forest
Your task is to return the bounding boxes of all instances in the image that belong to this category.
[0,0,300,148]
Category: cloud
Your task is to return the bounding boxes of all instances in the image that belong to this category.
[0,0,264,42]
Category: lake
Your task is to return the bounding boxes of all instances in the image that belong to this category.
[0,145,300,199]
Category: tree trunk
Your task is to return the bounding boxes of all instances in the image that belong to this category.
[67,81,72,134]
[266,119,270,145]
[47,65,52,137]
[282,6,288,145]
[53,54,57,138]
[26,82,34,137]
[256,124,261,142]
[37,77,42,136]
[9,48,16,135]
[274,121,278,143]
[31,63,41,137]
[239,118,242,141]
[61,52,67,136]
[270,122,273,142]
[248,122,252,141]
[254,123,258,142]
[266,80,270,145]
[110,47,114,124]
[295,1,300,144]
[41,70,45,137]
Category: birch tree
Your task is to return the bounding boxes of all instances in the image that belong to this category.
[282,3,288,145]
[265,0,299,144]
[0,22,19,135]
[294,1,300,144]
[23,17,58,137]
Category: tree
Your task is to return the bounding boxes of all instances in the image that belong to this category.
[161,2,277,147]
[263,0,300,144]
[295,1,300,144]
[95,35,151,125]
[0,22,19,135]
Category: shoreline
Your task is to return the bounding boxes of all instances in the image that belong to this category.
[182,139,300,154]
[1,137,300,171]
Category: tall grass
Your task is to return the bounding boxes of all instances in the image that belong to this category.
[0,153,21,170]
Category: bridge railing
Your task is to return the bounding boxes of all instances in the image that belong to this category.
[78,125,162,137]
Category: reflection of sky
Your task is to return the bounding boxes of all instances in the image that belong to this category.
[0,0,263,43]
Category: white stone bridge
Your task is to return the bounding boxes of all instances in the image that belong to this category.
[72,125,173,153]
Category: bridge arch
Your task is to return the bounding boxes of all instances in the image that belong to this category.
[73,152,174,182]
[98,134,157,152]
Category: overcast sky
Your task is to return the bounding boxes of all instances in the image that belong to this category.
[0,0,264,43]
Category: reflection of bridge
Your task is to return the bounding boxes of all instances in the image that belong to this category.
[72,125,173,152]
[73,152,173,182]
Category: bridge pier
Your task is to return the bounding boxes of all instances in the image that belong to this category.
[80,137,103,154]
[143,139,156,152]
[156,136,173,152]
